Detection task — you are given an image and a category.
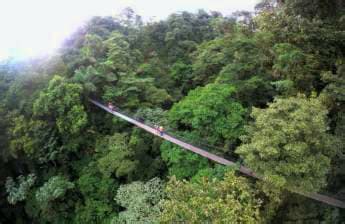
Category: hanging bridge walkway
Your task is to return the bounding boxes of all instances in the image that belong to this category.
[89,99,345,209]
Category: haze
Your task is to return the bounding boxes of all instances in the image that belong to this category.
[0,0,258,60]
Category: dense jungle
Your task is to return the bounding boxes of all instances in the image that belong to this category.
[0,0,345,223]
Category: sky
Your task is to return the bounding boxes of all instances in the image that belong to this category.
[0,0,259,60]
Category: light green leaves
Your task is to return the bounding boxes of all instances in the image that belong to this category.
[160,170,262,223]
[96,133,137,178]
[236,95,337,192]
[113,178,164,224]
[35,176,74,209]
[5,174,36,205]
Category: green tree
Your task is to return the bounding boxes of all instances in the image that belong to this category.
[79,34,106,65]
[282,0,344,20]
[169,83,246,148]
[134,107,167,126]
[272,43,319,91]
[320,60,345,198]
[192,37,231,85]
[272,194,343,224]
[33,75,87,136]
[96,133,138,179]
[160,170,262,223]
[170,60,194,96]
[36,176,74,207]
[236,95,338,192]
[34,176,75,223]
[5,174,36,205]
[163,11,217,62]
[113,178,163,223]
[74,161,118,223]
[256,4,345,75]
[96,131,163,181]
[73,32,171,110]
[136,57,174,91]
[216,36,275,106]
[162,84,245,179]
[8,114,63,163]
[161,141,209,179]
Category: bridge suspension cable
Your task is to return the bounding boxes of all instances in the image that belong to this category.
[89,99,345,209]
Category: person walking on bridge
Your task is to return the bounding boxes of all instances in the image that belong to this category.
[158,126,164,136]
[108,102,115,111]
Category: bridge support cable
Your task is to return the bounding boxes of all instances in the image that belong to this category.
[89,99,345,209]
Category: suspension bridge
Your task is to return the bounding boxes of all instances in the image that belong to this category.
[89,99,345,209]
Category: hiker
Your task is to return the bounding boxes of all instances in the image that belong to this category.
[158,126,164,136]
[108,102,115,111]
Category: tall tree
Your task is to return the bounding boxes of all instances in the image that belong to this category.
[236,95,338,192]
[160,170,262,223]
[113,178,163,223]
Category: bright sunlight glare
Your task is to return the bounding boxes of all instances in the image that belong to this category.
[0,0,258,60]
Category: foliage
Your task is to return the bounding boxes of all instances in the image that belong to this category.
[236,95,338,192]
[170,61,193,87]
[5,174,36,205]
[192,37,232,85]
[194,34,276,106]
[272,43,319,91]
[74,161,118,223]
[214,35,275,106]
[34,176,75,223]
[169,83,246,148]
[0,4,344,223]
[9,115,41,157]
[96,133,138,179]
[35,176,74,208]
[96,131,163,181]
[320,61,345,196]
[134,107,167,126]
[283,0,344,20]
[161,141,209,179]
[321,61,345,104]
[33,75,87,135]
[160,170,262,223]
[113,178,164,223]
